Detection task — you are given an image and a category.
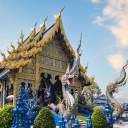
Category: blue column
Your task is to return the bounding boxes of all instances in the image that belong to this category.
[86,113,93,128]
[15,113,19,128]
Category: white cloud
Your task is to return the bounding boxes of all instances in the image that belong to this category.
[91,0,101,3]
[107,54,124,72]
[92,16,105,26]
[115,94,128,103]
[93,0,128,48]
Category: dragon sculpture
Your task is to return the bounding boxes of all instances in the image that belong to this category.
[49,34,82,127]
[106,61,128,119]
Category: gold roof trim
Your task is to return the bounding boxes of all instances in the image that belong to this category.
[35,18,75,56]
[7,59,32,69]
[0,12,93,84]
[54,6,65,20]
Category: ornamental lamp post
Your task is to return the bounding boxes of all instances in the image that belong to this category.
[104,97,114,128]
[73,119,81,128]
[70,115,76,128]
[86,113,93,128]
[58,114,67,128]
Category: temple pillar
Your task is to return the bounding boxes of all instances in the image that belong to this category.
[7,74,15,85]
[0,81,5,108]
[13,75,18,106]
[35,54,40,104]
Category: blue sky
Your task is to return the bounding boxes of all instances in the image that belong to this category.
[0,0,128,103]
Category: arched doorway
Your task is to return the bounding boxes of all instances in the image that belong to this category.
[38,73,52,106]
[53,76,63,104]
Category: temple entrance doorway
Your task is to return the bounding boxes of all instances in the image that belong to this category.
[38,73,52,106]
[53,76,63,104]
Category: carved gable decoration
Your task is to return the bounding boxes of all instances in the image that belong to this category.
[39,36,68,72]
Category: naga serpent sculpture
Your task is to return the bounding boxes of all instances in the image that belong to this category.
[106,61,128,119]
[49,34,82,127]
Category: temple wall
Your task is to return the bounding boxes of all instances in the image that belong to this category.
[11,35,83,106]
[16,57,36,95]
[38,35,82,93]
[38,36,68,84]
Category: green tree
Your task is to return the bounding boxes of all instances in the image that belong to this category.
[0,105,14,128]
[83,82,102,104]
[33,107,56,128]
[91,108,108,128]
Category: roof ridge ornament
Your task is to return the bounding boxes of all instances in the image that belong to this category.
[10,42,16,53]
[54,6,65,20]
[19,30,24,43]
[0,50,6,61]
[7,47,12,55]
[84,62,88,73]
[17,39,22,47]
[40,16,48,30]
[31,21,37,36]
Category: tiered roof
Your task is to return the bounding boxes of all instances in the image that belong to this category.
[0,7,94,85]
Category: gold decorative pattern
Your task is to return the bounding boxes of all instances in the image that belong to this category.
[39,68,64,83]
[35,54,40,90]
[17,73,35,80]
[13,75,18,106]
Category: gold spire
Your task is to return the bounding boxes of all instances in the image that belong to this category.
[17,39,22,47]
[40,16,48,30]
[20,30,24,43]
[31,21,37,37]
[54,6,65,19]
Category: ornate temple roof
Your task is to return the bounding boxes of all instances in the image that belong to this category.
[0,7,94,85]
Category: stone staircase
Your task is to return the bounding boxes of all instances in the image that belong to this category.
[78,119,87,128]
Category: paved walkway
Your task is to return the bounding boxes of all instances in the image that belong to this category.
[113,122,128,128]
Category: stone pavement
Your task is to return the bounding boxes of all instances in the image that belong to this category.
[113,122,128,128]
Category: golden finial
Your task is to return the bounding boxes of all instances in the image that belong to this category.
[20,30,24,43]
[90,75,95,84]
[10,42,17,53]
[7,47,12,55]
[40,16,48,30]
[84,62,88,73]
[31,21,37,31]
[54,6,65,19]
[34,21,37,27]
[10,42,15,49]
[31,21,37,36]
[0,50,5,60]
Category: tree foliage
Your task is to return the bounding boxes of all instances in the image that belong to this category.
[33,107,56,128]
[83,82,102,104]
[0,105,14,128]
[91,108,108,128]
